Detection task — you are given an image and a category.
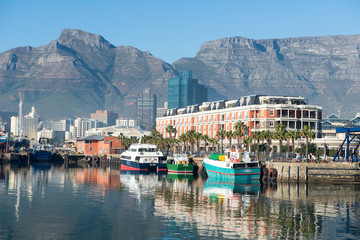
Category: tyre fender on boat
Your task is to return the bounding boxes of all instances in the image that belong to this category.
[269,168,278,181]
[261,167,269,179]
[86,155,92,162]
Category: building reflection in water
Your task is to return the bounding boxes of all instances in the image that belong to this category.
[0,164,359,239]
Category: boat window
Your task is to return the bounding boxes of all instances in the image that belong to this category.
[135,157,140,162]
[131,149,137,152]
[233,163,245,168]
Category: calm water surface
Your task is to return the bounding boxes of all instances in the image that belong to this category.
[1,163,360,239]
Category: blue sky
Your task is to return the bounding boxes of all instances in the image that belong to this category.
[0,0,359,63]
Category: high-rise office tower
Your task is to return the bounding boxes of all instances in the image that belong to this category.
[168,70,208,109]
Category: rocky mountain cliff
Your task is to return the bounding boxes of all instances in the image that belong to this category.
[174,35,360,117]
[0,29,176,119]
[1,29,360,119]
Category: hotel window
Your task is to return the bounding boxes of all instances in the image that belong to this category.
[261,121,265,127]
[270,121,274,127]
[270,110,274,116]
[262,110,265,116]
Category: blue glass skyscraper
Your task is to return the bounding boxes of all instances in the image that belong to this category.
[168,71,208,109]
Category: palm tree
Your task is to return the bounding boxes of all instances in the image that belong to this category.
[226,130,234,149]
[165,125,176,153]
[275,122,287,153]
[300,125,315,162]
[234,121,245,149]
[193,132,202,155]
[179,133,187,153]
[287,130,300,154]
[209,138,218,153]
[216,130,226,153]
[252,131,262,153]
[243,136,251,152]
[150,129,161,143]
[117,133,126,150]
[174,139,180,153]
[262,130,273,155]
[186,130,196,153]
[201,134,210,153]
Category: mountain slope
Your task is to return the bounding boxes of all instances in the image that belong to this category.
[173,35,360,117]
[0,29,176,119]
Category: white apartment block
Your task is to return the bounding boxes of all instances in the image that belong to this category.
[74,118,98,138]
[10,106,39,140]
[157,95,322,139]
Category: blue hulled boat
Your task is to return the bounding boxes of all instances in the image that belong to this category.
[203,149,261,181]
[32,138,53,162]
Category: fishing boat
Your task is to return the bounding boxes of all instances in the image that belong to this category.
[203,149,261,181]
[166,154,194,174]
[32,138,53,162]
[120,143,167,171]
[0,130,7,143]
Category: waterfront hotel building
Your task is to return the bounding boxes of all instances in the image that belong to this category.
[156,95,322,139]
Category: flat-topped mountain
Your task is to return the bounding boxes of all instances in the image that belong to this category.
[0,29,175,119]
[1,29,359,119]
[174,35,360,117]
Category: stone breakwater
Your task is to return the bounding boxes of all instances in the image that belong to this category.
[264,162,360,183]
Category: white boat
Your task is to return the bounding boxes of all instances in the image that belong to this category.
[120,143,167,171]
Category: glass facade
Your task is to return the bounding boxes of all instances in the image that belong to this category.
[137,89,157,131]
[168,71,208,109]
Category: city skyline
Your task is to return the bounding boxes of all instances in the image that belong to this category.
[0,0,359,63]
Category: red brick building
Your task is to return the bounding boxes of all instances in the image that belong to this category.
[76,135,122,154]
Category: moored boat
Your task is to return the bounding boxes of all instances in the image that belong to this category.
[120,143,167,171]
[203,149,261,181]
[32,138,53,162]
[166,154,194,174]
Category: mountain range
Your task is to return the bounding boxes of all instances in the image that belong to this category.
[1,29,359,119]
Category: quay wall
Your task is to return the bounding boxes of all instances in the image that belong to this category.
[265,162,360,183]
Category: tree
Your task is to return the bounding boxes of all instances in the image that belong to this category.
[252,131,262,153]
[165,125,176,153]
[262,130,273,155]
[117,133,126,150]
[201,134,210,153]
[186,130,196,153]
[179,133,187,153]
[209,138,218,153]
[194,132,202,155]
[287,130,300,154]
[234,121,246,149]
[226,130,234,149]
[275,122,287,153]
[243,137,251,152]
[216,130,226,153]
[300,125,315,162]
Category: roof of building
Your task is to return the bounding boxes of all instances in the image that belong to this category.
[77,135,104,141]
[162,94,317,117]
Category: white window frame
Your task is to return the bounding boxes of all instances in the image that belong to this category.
[270,120,274,127]
[270,110,274,116]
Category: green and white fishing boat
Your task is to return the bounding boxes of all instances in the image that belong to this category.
[166,154,194,174]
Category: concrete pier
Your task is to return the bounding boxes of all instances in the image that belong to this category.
[264,161,360,183]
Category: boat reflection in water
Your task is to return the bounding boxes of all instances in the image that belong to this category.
[120,170,166,200]
[203,178,260,203]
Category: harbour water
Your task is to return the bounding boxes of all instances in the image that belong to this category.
[1,163,360,239]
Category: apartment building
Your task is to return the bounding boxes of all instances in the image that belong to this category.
[156,95,322,139]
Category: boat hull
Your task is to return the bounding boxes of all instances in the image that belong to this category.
[120,159,157,171]
[32,150,52,162]
[157,163,167,172]
[166,163,194,174]
[204,158,261,181]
